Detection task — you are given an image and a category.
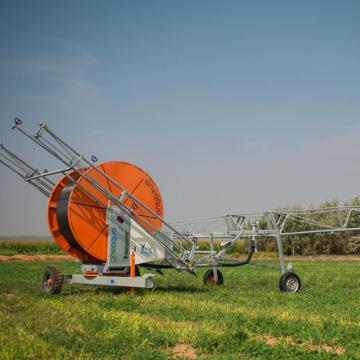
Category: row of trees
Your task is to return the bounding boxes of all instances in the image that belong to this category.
[186,198,360,255]
[256,197,360,255]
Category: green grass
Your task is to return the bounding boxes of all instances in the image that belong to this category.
[0,259,359,360]
[0,240,65,256]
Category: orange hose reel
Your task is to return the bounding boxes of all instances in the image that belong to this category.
[47,161,164,261]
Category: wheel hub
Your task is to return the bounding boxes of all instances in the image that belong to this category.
[286,277,298,292]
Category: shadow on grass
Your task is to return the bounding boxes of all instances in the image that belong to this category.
[57,283,208,296]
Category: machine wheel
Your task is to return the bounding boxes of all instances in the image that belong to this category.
[279,272,301,293]
[42,266,63,295]
[203,269,224,285]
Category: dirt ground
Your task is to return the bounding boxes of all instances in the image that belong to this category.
[0,254,73,262]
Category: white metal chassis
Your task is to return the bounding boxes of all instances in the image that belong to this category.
[63,273,154,288]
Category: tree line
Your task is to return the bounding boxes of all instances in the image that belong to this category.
[255,197,360,255]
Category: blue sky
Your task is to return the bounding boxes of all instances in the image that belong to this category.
[0,0,359,235]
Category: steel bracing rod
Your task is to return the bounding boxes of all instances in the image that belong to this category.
[0,154,54,193]
[183,225,360,237]
[59,164,190,259]
[54,167,187,264]
[0,151,30,178]
[36,132,75,163]
[279,206,360,214]
[60,168,188,265]
[0,156,26,178]
[265,212,286,274]
[230,208,360,219]
[58,171,108,208]
[0,162,51,196]
[0,157,50,196]
[0,144,53,196]
[344,209,353,228]
[42,124,193,244]
[15,121,192,245]
[58,165,179,253]
[12,120,192,267]
[284,213,341,230]
[170,212,360,267]
[27,120,81,164]
[25,167,73,181]
[171,207,360,227]
[279,214,289,233]
[281,226,360,236]
[174,206,360,234]
[214,228,246,259]
[336,209,345,228]
[78,161,193,247]
[12,122,129,206]
[0,143,54,187]
[169,212,360,273]
[278,208,360,234]
[45,164,188,263]
[170,207,360,269]
[67,175,191,263]
[33,122,193,249]
[12,121,77,169]
[170,217,239,238]
[11,121,133,208]
[176,225,360,239]
[67,168,188,257]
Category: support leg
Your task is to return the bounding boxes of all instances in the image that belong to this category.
[266,212,286,275]
[209,234,219,282]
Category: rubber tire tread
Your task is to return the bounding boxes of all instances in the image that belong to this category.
[279,271,301,292]
[203,269,224,285]
[42,265,63,295]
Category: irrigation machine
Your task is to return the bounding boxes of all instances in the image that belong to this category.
[1,118,360,293]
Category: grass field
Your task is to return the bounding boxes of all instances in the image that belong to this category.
[0,259,359,359]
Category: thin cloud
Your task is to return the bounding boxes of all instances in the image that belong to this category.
[0,53,97,81]
[0,42,100,104]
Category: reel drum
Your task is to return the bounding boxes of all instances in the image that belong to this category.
[47,161,164,261]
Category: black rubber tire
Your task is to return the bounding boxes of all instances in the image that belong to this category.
[203,269,224,285]
[279,271,301,293]
[42,266,63,295]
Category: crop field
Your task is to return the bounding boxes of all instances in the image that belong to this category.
[0,258,359,360]
[0,240,65,256]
